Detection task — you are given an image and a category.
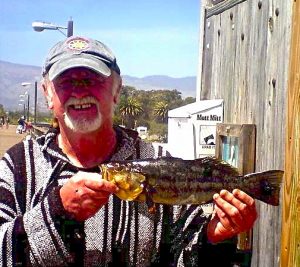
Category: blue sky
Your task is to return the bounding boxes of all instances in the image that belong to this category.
[0,0,201,78]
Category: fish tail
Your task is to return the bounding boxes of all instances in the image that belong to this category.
[243,170,284,206]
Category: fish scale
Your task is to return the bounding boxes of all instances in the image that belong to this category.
[100,157,284,211]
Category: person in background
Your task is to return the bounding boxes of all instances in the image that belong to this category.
[0,116,4,129]
[17,115,26,133]
[26,120,33,133]
[5,116,9,129]
[0,36,257,266]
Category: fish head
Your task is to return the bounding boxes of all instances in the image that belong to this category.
[101,164,146,201]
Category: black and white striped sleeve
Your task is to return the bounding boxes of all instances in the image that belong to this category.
[0,144,76,266]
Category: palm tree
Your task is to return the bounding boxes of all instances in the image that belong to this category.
[154,101,169,123]
[119,97,143,129]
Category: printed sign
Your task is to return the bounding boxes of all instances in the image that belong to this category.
[199,125,216,156]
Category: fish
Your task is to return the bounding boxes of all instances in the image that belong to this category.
[100,157,284,211]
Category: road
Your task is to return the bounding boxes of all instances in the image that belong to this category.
[0,125,26,158]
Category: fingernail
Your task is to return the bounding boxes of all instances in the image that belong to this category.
[233,189,240,195]
[220,190,227,196]
[213,193,219,200]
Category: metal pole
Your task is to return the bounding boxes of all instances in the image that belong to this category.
[23,104,26,118]
[34,81,37,124]
[67,18,73,37]
[27,94,30,121]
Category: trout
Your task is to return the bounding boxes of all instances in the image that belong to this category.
[100,157,283,211]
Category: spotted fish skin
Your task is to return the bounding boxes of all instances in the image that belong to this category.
[100,157,284,207]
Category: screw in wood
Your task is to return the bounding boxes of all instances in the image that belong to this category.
[272,78,276,88]
[258,1,262,9]
[268,17,274,33]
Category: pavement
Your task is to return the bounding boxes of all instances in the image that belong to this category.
[0,125,27,158]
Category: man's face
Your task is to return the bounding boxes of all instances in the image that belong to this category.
[46,68,118,133]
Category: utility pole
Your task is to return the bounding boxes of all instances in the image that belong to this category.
[34,81,37,124]
[67,18,73,37]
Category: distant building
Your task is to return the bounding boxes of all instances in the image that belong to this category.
[136,126,148,139]
[167,99,223,159]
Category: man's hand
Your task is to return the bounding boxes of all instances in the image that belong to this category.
[60,171,118,221]
[207,189,258,243]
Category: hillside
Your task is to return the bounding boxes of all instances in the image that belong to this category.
[0,61,43,111]
[0,60,197,111]
[122,75,196,98]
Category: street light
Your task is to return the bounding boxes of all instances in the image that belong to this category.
[32,18,73,37]
[19,92,30,121]
[21,81,38,124]
[21,82,31,87]
[18,103,26,117]
[21,84,31,122]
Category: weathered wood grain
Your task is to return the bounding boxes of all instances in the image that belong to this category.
[215,124,256,252]
[198,0,293,266]
[207,0,228,7]
[206,0,247,18]
[280,0,300,266]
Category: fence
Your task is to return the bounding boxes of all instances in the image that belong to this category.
[197,0,293,266]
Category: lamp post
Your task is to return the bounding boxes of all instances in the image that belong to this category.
[32,18,73,37]
[21,82,38,124]
[26,93,30,121]
[21,83,31,122]
[18,102,25,117]
[34,81,37,124]
[19,93,29,120]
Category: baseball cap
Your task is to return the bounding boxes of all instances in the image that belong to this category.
[42,36,120,81]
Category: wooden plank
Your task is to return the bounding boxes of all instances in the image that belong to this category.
[206,0,247,18]
[196,1,209,101]
[200,14,215,99]
[215,123,256,255]
[280,0,300,266]
[199,0,293,266]
[207,0,227,6]
[215,123,256,174]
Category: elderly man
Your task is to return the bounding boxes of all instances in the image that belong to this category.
[0,36,257,266]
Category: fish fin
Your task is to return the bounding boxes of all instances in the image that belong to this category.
[244,170,284,206]
[194,157,240,176]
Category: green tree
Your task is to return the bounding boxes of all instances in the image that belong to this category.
[113,85,196,139]
[153,101,169,123]
[119,97,143,129]
[0,104,5,116]
[182,96,196,105]
[148,121,168,142]
[151,89,183,109]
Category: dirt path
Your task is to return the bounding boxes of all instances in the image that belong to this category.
[0,125,26,157]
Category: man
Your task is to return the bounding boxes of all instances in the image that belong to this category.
[0,36,257,266]
[0,116,4,129]
[5,116,9,129]
[17,116,26,133]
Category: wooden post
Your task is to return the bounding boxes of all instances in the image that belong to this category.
[280,1,300,266]
[216,123,256,266]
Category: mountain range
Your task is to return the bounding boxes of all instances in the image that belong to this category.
[0,60,197,111]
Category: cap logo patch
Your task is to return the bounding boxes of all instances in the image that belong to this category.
[67,38,89,51]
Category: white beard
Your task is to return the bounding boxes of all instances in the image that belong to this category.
[63,96,102,133]
[63,112,102,133]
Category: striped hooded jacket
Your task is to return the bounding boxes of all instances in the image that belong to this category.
[0,126,236,267]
